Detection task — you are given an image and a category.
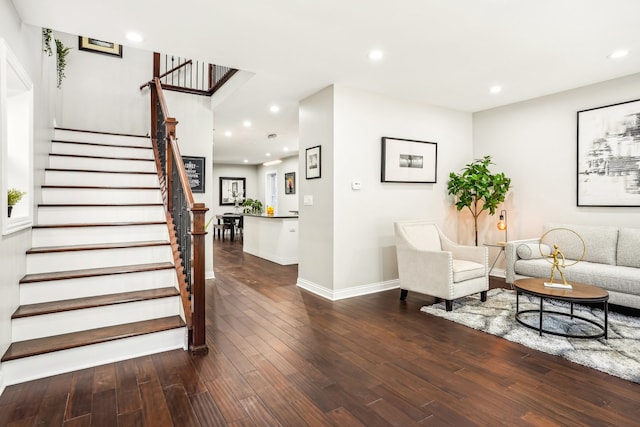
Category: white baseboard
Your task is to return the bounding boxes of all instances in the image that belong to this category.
[297,278,400,301]
[206,270,215,280]
[490,268,506,278]
[0,369,5,397]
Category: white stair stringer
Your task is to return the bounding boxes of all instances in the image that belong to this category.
[2,327,186,387]
[20,267,177,304]
[1,128,190,388]
[32,223,169,247]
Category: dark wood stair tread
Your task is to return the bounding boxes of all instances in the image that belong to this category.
[52,139,151,150]
[54,127,148,139]
[33,221,166,229]
[42,185,159,190]
[27,240,170,254]
[50,153,153,162]
[12,287,179,319]
[1,316,185,362]
[20,262,175,284]
[38,203,163,207]
[45,168,156,175]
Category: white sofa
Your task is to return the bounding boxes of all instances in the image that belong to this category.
[506,223,640,309]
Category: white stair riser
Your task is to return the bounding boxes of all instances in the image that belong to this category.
[32,224,169,247]
[45,170,159,187]
[52,142,154,160]
[42,188,162,205]
[26,245,172,274]
[37,205,166,225]
[20,269,177,304]
[2,328,186,386]
[54,130,151,148]
[13,297,181,341]
[49,156,156,173]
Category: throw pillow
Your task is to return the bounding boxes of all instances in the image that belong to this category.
[617,227,640,268]
[517,243,552,260]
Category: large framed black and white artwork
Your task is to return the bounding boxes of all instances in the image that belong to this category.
[381,137,437,183]
[219,177,246,206]
[577,99,640,206]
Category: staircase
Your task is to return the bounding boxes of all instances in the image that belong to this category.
[0,128,187,386]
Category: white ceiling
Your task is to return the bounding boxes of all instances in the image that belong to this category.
[12,0,640,165]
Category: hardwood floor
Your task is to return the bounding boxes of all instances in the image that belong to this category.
[1,238,639,426]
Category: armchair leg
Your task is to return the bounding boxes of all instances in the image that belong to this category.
[480,291,487,302]
[445,300,453,311]
[400,289,408,301]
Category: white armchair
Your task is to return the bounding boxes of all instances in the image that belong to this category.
[394,220,489,311]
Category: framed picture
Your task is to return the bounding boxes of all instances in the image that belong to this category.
[577,99,640,206]
[381,137,437,183]
[182,156,205,193]
[219,177,246,206]
[285,172,296,194]
[306,145,321,179]
[78,36,123,57]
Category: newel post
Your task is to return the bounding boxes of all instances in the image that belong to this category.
[164,117,178,211]
[190,203,209,355]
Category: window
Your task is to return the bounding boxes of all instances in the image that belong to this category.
[1,39,34,235]
[265,171,277,213]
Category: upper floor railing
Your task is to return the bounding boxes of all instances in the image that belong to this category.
[141,53,238,96]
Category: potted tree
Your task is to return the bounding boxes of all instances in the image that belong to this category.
[7,188,26,217]
[447,155,511,246]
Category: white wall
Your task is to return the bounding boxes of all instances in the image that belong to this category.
[473,72,640,244]
[56,31,150,135]
[0,0,56,393]
[255,155,299,215]
[298,85,473,297]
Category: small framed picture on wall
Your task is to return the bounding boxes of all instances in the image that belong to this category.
[285,172,296,194]
[305,146,321,179]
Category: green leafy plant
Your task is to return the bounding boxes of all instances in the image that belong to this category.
[447,155,511,246]
[8,188,26,207]
[55,39,70,88]
[42,28,53,56]
[242,198,263,214]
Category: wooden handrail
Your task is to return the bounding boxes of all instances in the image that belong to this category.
[148,77,208,355]
[158,59,192,80]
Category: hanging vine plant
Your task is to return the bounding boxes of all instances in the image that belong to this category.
[42,28,53,56]
[55,39,70,88]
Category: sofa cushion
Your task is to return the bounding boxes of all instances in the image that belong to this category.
[514,259,640,295]
[617,228,640,268]
[516,243,552,260]
[452,259,485,282]
[543,224,618,265]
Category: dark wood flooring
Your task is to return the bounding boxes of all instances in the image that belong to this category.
[1,238,639,426]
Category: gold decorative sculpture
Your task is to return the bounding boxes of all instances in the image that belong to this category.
[539,228,586,290]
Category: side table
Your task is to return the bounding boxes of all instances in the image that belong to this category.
[483,242,506,276]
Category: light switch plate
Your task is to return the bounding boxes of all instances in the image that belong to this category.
[303,195,313,206]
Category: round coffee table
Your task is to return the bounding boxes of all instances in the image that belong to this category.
[513,278,608,339]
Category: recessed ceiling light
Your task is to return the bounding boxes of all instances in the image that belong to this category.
[266,152,271,157]
[368,50,384,61]
[243,120,252,127]
[263,160,283,166]
[283,147,289,152]
[224,131,232,137]
[243,159,248,163]
[609,49,629,59]
[126,32,143,43]
[269,105,280,113]
[489,85,502,94]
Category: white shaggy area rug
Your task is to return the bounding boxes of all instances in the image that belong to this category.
[421,288,640,383]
